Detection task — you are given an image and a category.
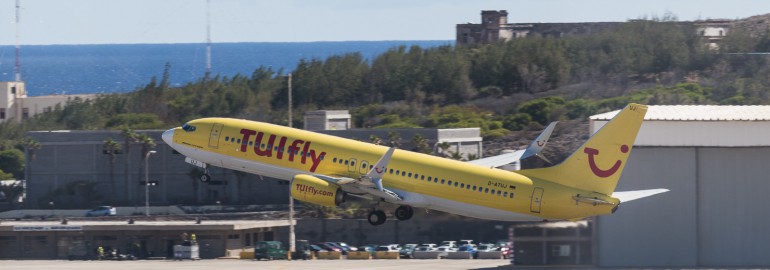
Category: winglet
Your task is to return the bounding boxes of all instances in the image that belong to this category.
[521,121,557,161]
[366,147,396,191]
[612,189,669,203]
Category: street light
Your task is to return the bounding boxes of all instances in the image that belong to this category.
[283,72,295,260]
[145,150,157,216]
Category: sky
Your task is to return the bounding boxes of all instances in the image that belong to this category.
[0,0,768,45]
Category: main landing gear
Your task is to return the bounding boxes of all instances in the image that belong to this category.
[394,205,414,221]
[367,205,414,226]
[367,210,386,226]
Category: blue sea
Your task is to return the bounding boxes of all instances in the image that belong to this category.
[0,41,452,96]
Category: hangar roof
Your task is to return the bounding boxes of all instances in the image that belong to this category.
[590,105,770,121]
[590,105,770,147]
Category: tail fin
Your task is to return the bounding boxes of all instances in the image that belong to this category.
[517,104,647,195]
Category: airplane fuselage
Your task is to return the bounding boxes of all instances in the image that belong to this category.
[164,118,617,221]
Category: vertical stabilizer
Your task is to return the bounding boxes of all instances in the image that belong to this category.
[517,104,647,195]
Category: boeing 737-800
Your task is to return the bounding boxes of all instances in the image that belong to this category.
[162,103,667,225]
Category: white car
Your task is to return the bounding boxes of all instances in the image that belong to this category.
[436,246,457,258]
[439,241,457,248]
[376,245,399,252]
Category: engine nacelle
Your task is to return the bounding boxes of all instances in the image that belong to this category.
[291,174,344,207]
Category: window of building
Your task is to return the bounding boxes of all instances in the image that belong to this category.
[22,108,29,119]
[0,108,5,119]
[244,233,251,246]
[11,86,15,94]
[227,234,240,240]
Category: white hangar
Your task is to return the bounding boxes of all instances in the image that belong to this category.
[591,105,770,268]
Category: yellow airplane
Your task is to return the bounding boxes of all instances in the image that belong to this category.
[162,103,667,225]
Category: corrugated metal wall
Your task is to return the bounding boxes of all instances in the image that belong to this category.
[598,147,770,267]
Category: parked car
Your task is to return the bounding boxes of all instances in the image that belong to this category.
[457,244,478,258]
[439,241,457,248]
[376,245,399,252]
[476,244,496,252]
[399,244,418,258]
[254,241,287,260]
[358,245,376,255]
[334,242,358,252]
[458,239,475,246]
[85,206,116,217]
[321,242,350,254]
[308,244,324,257]
[414,245,437,252]
[436,246,456,258]
[315,243,342,252]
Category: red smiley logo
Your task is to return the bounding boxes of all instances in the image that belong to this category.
[375,167,385,174]
[536,141,544,147]
[584,145,629,178]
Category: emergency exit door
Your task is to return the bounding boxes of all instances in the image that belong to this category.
[530,187,544,213]
[208,123,224,149]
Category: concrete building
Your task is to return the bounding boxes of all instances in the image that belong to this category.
[456,10,744,49]
[592,105,770,268]
[0,81,97,123]
[0,218,291,259]
[303,110,352,131]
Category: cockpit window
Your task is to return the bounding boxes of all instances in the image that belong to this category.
[182,123,196,132]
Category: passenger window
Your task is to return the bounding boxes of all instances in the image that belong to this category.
[460,183,465,188]
[473,186,477,191]
[401,171,406,176]
[421,175,425,180]
[454,182,458,187]
[345,160,349,165]
[333,158,338,163]
[428,177,432,181]
[389,169,394,174]
[408,173,412,177]
[448,180,452,185]
[441,179,445,184]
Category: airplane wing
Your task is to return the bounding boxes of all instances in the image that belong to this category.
[313,147,404,202]
[468,122,557,168]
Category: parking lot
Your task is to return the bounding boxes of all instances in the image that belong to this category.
[8,259,513,270]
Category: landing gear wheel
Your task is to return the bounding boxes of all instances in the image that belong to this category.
[367,210,387,226]
[199,173,210,182]
[395,205,414,221]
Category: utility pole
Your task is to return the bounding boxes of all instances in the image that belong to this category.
[286,73,295,260]
[15,0,22,81]
[145,150,157,216]
[287,73,293,128]
[205,0,212,80]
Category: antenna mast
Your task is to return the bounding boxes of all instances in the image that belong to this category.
[205,0,212,79]
[14,0,21,81]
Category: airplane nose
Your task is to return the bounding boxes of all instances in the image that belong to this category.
[162,128,174,145]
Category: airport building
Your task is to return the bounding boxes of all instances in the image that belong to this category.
[593,105,770,268]
[0,81,97,123]
[0,217,291,259]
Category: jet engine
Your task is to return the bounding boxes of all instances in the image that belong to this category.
[291,174,344,207]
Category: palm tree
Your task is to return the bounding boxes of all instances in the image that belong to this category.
[135,133,156,203]
[102,138,121,200]
[120,128,139,203]
[387,131,401,148]
[23,137,41,185]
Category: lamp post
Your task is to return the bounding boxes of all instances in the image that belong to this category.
[284,73,295,260]
[145,150,157,216]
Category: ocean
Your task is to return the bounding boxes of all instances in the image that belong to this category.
[0,41,452,96]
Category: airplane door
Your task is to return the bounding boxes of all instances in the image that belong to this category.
[347,158,357,174]
[530,187,544,213]
[359,161,370,174]
[208,123,224,149]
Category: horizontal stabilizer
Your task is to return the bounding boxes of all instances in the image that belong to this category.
[520,121,558,160]
[612,189,669,203]
[468,121,557,168]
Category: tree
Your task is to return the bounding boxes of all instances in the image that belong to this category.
[103,138,122,199]
[120,128,139,203]
[23,137,41,183]
[0,149,25,179]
